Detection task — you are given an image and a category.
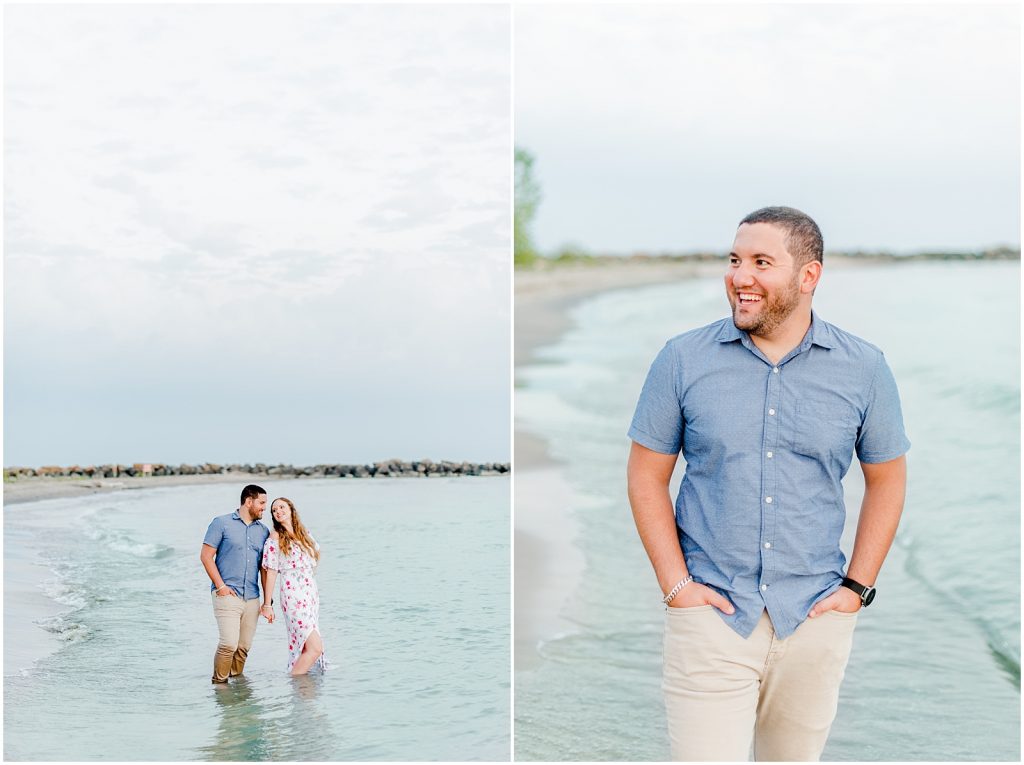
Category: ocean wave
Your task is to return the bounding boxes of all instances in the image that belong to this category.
[898,532,1020,689]
[84,527,175,559]
[35,614,91,644]
[38,577,88,610]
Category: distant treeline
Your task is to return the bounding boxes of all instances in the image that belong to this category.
[5,459,510,480]
[516,246,1020,267]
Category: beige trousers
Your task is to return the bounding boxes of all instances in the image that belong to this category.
[663,605,858,762]
[211,592,261,683]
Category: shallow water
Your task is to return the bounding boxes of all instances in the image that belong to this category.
[515,261,1020,761]
[4,477,510,761]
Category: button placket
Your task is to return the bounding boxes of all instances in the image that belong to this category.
[761,362,781,588]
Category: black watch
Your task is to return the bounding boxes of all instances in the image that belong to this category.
[841,577,876,607]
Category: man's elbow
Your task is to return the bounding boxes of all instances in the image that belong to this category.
[863,454,907,485]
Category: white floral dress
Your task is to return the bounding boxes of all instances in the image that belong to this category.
[261,535,327,673]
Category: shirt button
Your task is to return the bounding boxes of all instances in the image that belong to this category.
[766,451,773,458]
[765,496,773,503]
[773,367,779,374]
[764,542,771,549]
[761,584,768,591]
[768,408,776,416]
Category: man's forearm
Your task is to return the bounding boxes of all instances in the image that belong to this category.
[846,457,908,586]
[201,550,227,590]
[628,443,688,595]
[629,480,689,594]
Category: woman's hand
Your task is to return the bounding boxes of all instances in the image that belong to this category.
[260,603,274,623]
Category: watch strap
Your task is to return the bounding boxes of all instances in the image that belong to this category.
[841,577,867,597]
[841,577,876,606]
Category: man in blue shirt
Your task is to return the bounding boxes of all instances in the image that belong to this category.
[201,484,272,684]
[628,207,909,761]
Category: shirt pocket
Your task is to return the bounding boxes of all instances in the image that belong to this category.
[791,395,859,459]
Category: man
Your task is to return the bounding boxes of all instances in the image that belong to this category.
[627,206,909,761]
[201,484,274,684]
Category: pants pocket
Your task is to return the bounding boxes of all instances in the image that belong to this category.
[666,604,716,615]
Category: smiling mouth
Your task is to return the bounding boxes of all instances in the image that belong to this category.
[737,292,763,305]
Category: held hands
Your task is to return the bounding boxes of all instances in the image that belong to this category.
[807,585,861,618]
[260,604,274,623]
[668,581,735,614]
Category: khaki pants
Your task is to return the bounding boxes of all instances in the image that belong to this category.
[211,592,261,683]
[663,606,858,761]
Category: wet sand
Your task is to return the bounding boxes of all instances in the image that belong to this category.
[514,260,721,668]
[2,472,296,506]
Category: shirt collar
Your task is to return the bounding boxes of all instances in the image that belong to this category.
[716,310,835,350]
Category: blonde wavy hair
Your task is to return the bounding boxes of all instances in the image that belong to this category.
[270,497,320,562]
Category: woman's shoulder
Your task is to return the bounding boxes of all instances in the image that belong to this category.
[268,530,279,541]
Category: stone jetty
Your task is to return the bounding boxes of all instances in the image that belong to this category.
[4,459,510,481]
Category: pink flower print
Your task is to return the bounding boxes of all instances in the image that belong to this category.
[269,546,275,552]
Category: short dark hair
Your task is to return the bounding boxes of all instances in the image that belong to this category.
[240,484,267,504]
[739,206,823,266]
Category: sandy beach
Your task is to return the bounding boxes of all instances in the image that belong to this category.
[514,260,724,668]
[514,260,725,370]
[1,471,297,506]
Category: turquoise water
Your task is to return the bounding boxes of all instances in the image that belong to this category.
[515,261,1020,761]
[4,477,510,761]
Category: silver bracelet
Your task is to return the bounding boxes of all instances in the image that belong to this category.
[663,575,693,605]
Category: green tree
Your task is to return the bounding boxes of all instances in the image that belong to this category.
[514,147,541,266]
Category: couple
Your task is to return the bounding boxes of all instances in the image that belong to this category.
[200,484,328,683]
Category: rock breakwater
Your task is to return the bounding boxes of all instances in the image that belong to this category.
[5,459,510,481]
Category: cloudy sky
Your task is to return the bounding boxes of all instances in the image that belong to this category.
[516,4,1020,254]
[5,4,510,466]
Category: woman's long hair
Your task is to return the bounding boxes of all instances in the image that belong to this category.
[270,497,320,562]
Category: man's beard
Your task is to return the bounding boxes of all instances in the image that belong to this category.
[731,274,801,336]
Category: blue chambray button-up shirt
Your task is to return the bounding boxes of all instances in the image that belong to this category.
[203,511,270,600]
[628,312,910,639]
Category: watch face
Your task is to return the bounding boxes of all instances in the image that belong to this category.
[863,587,876,606]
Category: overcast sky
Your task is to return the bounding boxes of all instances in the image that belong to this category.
[4,4,510,466]
[516,4,1020,254]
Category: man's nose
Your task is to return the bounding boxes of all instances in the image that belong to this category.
[731,263,755,287]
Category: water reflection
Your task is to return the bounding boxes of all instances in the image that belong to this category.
[273,674,338,760]
[199,678,272,761]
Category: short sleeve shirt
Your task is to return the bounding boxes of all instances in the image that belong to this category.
[203,511,271,600]
[628,312,910,639]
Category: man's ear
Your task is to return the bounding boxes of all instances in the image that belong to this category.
[801,260,822,294]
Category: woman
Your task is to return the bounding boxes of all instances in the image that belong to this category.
[260,497,327,674]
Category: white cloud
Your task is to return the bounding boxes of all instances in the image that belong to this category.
[5,4,511,465]
[516,4,1019,253]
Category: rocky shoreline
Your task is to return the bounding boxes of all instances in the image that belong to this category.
[5,459,510,481]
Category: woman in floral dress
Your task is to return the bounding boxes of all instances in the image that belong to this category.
[260,497,327,674]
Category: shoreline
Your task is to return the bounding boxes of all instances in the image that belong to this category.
[514,260,725,369]
[514,261,721,668]
[3,469,507,507]
[3,472,297,506]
